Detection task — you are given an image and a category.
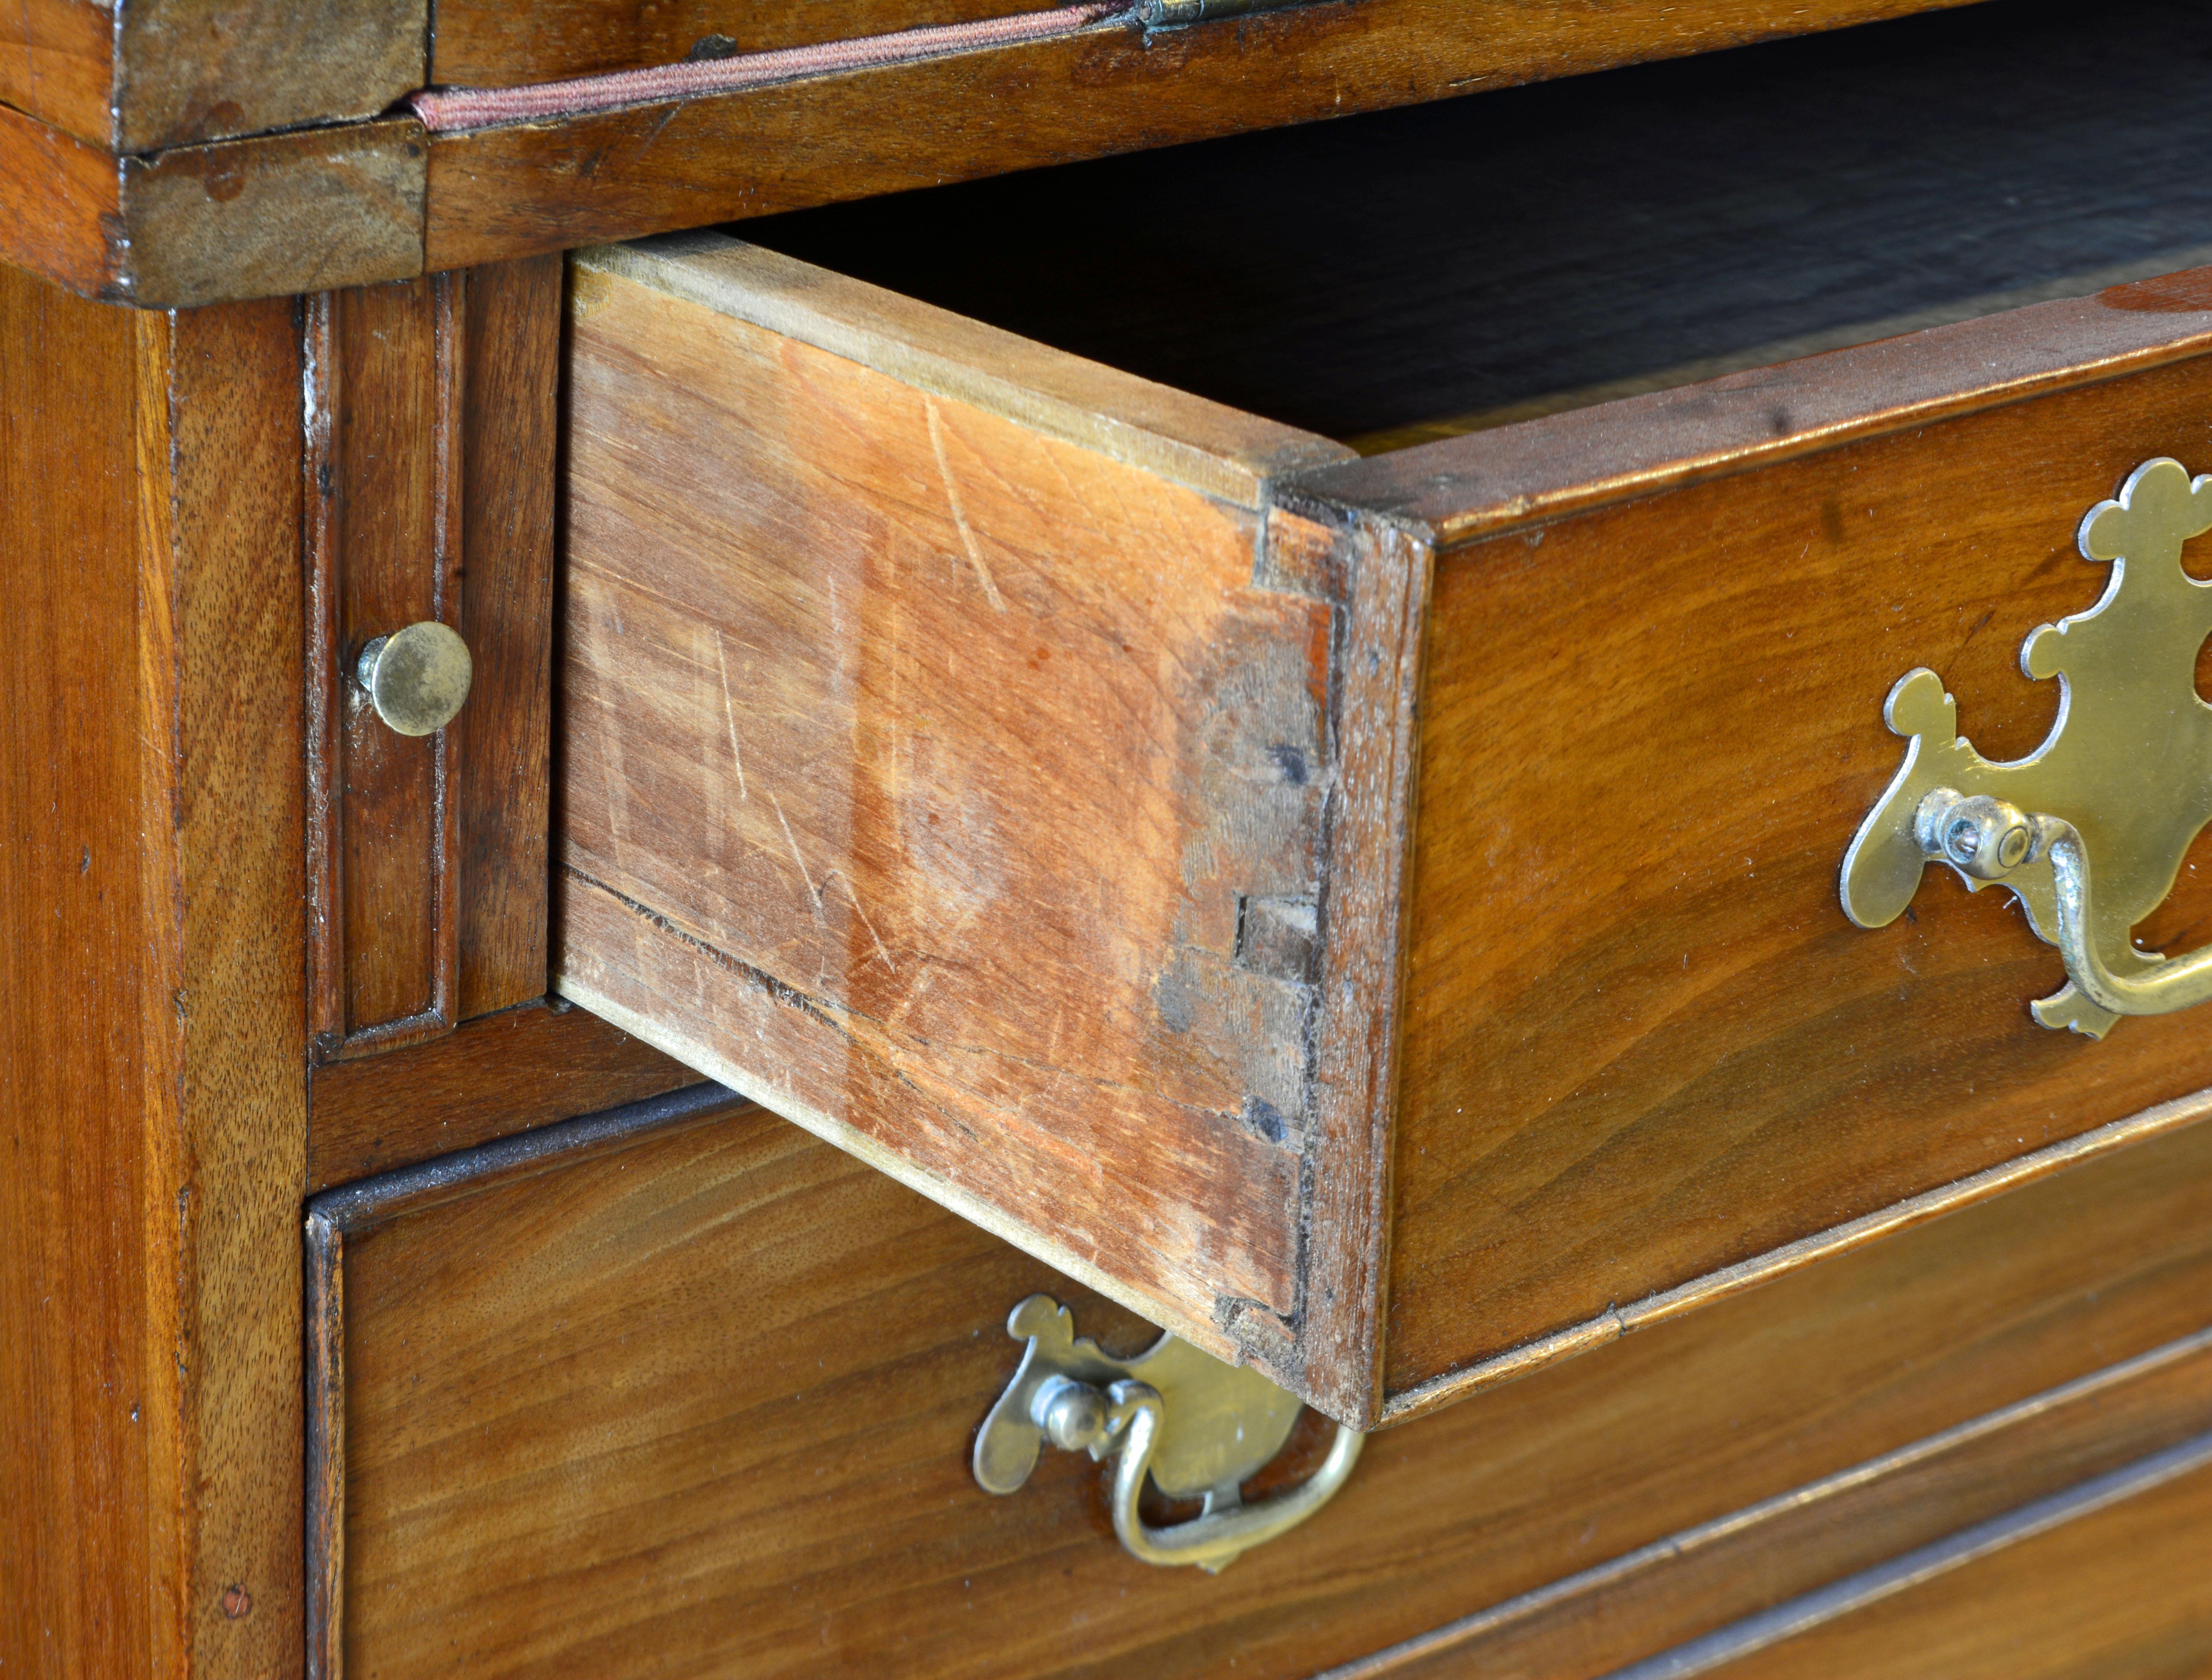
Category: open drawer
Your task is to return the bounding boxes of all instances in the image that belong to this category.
[553,0,2212,1425]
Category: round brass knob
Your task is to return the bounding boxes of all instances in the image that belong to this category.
[356,622,473,736]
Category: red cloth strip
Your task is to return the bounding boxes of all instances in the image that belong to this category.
[412,2,1130,133]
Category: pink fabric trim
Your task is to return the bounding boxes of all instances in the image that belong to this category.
[411,1,1127,132]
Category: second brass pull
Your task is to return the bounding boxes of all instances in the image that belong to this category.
[975,1296,1363,1572]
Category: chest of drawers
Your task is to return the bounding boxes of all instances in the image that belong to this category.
[5,1,2212,1676]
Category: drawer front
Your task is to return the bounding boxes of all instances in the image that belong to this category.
[1650,1447,2212,1680]
[557,233,2212,1425]
[309,1081,2212,1680]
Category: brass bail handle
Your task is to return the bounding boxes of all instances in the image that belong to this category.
[1840,457,2212,1038]
[1915,790,2212,1020]
[974,1296,1364,1572]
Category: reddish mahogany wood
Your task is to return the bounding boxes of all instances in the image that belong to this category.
[0,263,309,1680]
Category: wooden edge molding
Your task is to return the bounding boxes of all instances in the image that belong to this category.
[1590,1432,2212,1680]
[0,107,426,308]
[306,1000,704,1190]
[1380,1085,2212,1425]
[418,0,1986,272]
[1282,512,1431,1422]
[1292,271,2212,549]
[1323,1330,2212,1679]
[3,0,1988,306]
[574,235,1350,509]
[302,1082,746,1679]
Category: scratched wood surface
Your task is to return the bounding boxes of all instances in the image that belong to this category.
[554,228,2212,1421]
[328,1085,2212,1680]
[0,263,309,1679]
[554,236,1402,1411]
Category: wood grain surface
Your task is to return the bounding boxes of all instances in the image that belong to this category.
[554,237,1416,1414]
[307,275,462,1058]
[0,264,310,1679]
[324,1083,2212,1680]
[110,0,426,152]
[0,107,427,308]
[0,238,163,1680]
[0,0,425,150]
[153,293,313,1680]
[419,0,1988,271]
[307,1001,702,1189]
[1355,312,2212,1399]
[0,0,110,152]
[454,253,563,1019]
[1676,1449,2212,1680]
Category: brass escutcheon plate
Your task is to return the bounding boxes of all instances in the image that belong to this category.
[1841,457,2212,1036]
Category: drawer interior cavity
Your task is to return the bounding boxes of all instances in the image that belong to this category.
[738,0,2212,453]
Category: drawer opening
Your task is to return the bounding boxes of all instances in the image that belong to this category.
[558,0,2212,1427]
[736,0,2212,456]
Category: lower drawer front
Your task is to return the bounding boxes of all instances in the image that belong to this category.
[1688,1452,2212,1680]
[315,1088,2212,1680]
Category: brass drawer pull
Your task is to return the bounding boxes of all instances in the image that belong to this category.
[974,1296,1364,1572]
[1842,458,2212,1036]
[355,620,473,736]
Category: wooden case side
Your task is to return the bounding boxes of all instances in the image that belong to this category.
[555,242,1418,1407]
[0,251,163,1680]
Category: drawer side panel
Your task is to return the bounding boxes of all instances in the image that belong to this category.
[558,263,1325,1360]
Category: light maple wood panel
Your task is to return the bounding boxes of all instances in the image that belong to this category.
[330,1085,2212,1680]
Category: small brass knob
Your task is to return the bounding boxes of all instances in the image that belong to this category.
[356,622,473,736]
